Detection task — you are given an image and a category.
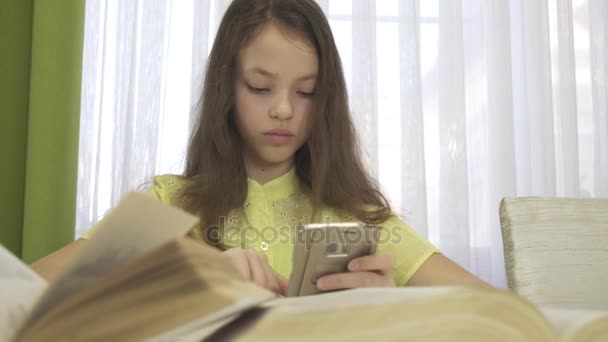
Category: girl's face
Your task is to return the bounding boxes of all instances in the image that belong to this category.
[235,22,318,173]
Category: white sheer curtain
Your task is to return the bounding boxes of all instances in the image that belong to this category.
[77,0,608,287]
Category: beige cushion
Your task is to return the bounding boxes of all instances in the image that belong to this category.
[499,197,608,310]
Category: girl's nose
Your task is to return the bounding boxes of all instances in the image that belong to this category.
[269,92,293,120]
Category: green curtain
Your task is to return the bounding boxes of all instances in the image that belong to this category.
[0,0,85,262]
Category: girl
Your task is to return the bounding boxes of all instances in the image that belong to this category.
[32,0,490,292]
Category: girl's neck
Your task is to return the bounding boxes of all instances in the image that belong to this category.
[244,158,294,185]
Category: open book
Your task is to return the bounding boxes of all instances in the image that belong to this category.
[2,193,607,341]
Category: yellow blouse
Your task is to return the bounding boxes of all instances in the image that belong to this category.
[81,167,440,285]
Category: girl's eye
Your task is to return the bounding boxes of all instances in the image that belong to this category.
[298,91,315,97]
[247,85,269,94]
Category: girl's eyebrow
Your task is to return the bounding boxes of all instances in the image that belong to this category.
[246,67,317,81]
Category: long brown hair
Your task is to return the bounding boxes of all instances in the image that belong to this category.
[180,0,392,249]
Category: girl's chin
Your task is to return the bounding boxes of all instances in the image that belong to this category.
[251,153,296,167]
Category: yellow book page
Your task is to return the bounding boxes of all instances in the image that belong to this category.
[235,287,557,342]
[541,307,608,342]
[0,244,47,341]
[18,193,198,334]
[18,238,275,341]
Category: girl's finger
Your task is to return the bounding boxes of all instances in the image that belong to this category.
[273,270,289,296]
[257,252,281,294]
[316,271,394,291]
[224,248,252,281]
[348,252,396,275]
[246,250,270,288]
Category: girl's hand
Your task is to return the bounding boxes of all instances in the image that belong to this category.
[315,252,397,290]
[222,248,288,296]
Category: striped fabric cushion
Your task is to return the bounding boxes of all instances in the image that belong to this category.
[499,197,608,310]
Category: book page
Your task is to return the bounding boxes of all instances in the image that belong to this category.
[22,192,199,327]
[263,287,460,311]
[0,244,47,341]
[541,307,608,340]
[149,299,270,342]
[232,287,557,341]
[148,288,458,341]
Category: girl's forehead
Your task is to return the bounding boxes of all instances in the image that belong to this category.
[238,23,318,79]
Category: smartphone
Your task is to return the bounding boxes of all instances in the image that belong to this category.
[287,222,381,297]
